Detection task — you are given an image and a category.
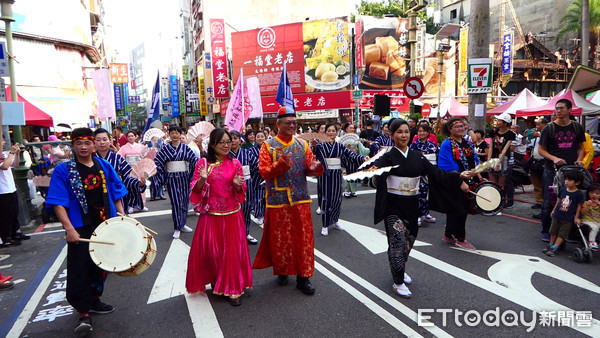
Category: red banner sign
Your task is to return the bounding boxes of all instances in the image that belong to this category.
[232,23,305,96]
[261,91,350,113]
[355,90,410,111]
[220,100,229,116]
[210,18,229,98]
[355,20,363,68]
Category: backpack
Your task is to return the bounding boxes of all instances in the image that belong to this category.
[547,121,583,140]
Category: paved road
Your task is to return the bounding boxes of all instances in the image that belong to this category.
[0,182,599,337]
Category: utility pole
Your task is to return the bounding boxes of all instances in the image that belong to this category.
[468,0,489,132]
[581,0,590,66]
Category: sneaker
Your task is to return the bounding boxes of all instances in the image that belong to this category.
[496,212,503,216]
[74,316,92,334]
[424,214,436,223]
[392,283,411,298]
[442,235,456,244]
[531,203,542,209]
[417,218,422,227]
[403,273,412,285]
[541,233,550,242]
[247,234,258,244]
[256,217,264,225]
[315,207,322,215]
[504,202,514,209]
[588,241,599,250]
[332,222,345,231]
[532,213,542,219]
[142,207,149,212]
[181,225,193,233]
[0,240,21,248]
[172,230,181,239]
[542,245,551,254]
[0,281,14,291]
[89,300,115,314]
[350,193,357,198]
[546,247,557,257]
[455,240,476,250]
[343,192,351,198]
[127,207,134,214]
[13,232,31,240]
[321,227,328,236]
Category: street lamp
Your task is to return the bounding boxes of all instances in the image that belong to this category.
[435,23,460,119]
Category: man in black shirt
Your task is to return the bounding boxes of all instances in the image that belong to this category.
[538,99,585,242]
[408,117,418,145]
[359,119,380,141]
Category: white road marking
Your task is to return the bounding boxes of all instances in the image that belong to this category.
[309,189,376,200]
[28,229,64,236]
[315,250,452,338]
[315,261,427,338]
[0,264,13,269]
[7,245,67,338]
[339,219,430,255]
[12,279,25,285]
[43,222,63,229]
[148,239,222,337]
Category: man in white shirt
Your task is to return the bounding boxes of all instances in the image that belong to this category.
[0,139,29,247]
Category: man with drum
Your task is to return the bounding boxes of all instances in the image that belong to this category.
[538,99,586,242]
[46,128,127,334]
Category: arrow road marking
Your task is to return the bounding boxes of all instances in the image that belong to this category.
[148,239,222,338]
[339,216,600,336]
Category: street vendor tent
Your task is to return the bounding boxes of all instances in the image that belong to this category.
[428,97,468,118]
[5,86,54,127]
[516,89,600,116]
[487,88,546,115]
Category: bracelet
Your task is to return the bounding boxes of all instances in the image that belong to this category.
[9,152,15,155]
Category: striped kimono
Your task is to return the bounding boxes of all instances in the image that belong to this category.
[229,148,258,235]
[315,141,365,228]
[95,151,145,213]
[370,134,394,155]
[248,145,266,219]
[154,142,198,230]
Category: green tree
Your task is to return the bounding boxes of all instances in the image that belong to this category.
[127,104,147,130]
[557,0,600,67]
[353,0,436,34]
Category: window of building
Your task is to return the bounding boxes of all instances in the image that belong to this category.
[450,9,457,20]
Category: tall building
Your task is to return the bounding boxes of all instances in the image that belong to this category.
[0,0,107,137]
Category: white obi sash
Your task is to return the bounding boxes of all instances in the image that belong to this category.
[325,158,341,170]
[242,165,251,180]
[166,161,188,173]
[386,175,420,196]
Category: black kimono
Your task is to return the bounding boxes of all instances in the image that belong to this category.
[373,147,461,285]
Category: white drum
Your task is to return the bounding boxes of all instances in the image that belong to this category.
[89,216,156,275]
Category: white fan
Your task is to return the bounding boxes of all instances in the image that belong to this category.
[339,133,359,146]
[358,147,391,170]
[142,128,165,143]
[343,166,398,181]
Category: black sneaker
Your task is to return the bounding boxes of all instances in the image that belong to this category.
[504,202,514,209]
[277,275,289,286]
[0,240,21,248]
[13,233,31,240]
[89,300,115,314]
[75,316,92,334]
[296,276,315,295]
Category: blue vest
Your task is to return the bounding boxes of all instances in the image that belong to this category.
[264,136,311,207]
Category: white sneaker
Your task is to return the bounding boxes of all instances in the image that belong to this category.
[142,207,149,212]
[172,230,181,239]
[418,217,422,227]
[424,214,436,223]
[181,225,193,233]
[246,234,258,244]
[321,227,328,236]
[404,273,412,285]
[257,217,264,225]
[333,222,345,231]
[392,283,412,298]
[316,207,322,215]
[127,207,134,214]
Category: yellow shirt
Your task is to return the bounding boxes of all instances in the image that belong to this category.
[583,133,594,169]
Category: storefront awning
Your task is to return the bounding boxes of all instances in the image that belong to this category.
[5,86,54,128]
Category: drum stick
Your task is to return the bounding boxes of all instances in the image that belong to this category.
[143,226,158,235]
[78,238,115,245]
[468,191,491,203]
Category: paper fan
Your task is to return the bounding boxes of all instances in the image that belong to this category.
[143,128,165,143]
[473,158,500,173]
[343,165,398,181]
[130,158,157,179]
[297,132,331,143]
[339,133,359,146]
[188,121,215,140]
[358,147,391,170]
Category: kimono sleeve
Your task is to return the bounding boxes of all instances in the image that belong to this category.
[103,160,128,202]
[45,164,70,211]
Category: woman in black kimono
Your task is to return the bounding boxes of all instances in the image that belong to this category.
[372,119,470,299]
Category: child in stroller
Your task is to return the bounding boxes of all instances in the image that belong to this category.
[579,183,600,255]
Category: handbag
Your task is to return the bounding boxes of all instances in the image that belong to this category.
[526,157,544,173]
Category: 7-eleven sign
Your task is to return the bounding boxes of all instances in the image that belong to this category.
[467,58,493,94]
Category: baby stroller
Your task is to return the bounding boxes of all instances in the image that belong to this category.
[552,165,596,263]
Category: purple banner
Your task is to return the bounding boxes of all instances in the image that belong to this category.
[91,69,116,119]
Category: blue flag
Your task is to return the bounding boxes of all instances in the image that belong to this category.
[275,62,295,114]
[143,71,161,134]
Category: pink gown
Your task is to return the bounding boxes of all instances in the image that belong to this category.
[185,156,253,297]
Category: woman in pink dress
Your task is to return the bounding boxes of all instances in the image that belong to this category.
[117,130,148,212]
[186,128,253,306]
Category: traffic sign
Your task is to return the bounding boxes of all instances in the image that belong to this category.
[352,90,363,100]
[353,74,359,87]
[403,77,424,100]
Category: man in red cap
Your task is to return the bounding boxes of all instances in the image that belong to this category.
[253,106,324,295]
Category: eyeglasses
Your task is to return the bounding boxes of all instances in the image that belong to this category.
[280,121,297,126]
[218,141,232,146]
